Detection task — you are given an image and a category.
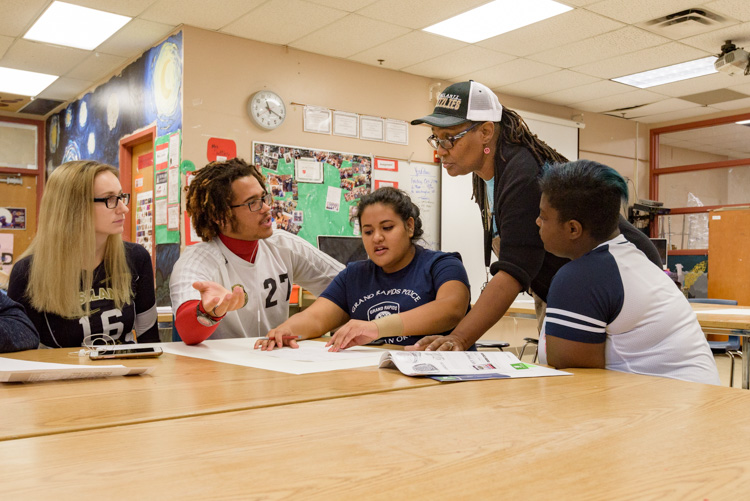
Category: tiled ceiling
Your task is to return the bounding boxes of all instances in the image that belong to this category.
[2,0,750,123]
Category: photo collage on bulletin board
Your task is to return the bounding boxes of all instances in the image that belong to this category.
[253,142,372,247]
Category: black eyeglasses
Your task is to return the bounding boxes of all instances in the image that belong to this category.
[230,193,273,212]
[93,193,130,209]
[427,122,481,150]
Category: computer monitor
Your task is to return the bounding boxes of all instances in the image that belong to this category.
[316,235,368,265]
[649,238,668,269]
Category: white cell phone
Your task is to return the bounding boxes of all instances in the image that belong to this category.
[89,346,163,360]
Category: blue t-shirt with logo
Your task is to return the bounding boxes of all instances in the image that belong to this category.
[319,246,470,345]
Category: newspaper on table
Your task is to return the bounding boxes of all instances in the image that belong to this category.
[379,350,571,381]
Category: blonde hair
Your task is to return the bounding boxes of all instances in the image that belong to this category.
[22,160,132,318]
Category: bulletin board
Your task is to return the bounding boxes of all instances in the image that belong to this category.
[253,142,372,247]
[372,159,440,251]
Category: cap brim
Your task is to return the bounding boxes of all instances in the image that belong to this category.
[410,114,470,127]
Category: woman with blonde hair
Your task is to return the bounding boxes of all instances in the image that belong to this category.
[8,160,158,347]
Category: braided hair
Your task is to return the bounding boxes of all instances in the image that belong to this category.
[356,187,424,243]
[185,158,266,241]
[471,108,568,233]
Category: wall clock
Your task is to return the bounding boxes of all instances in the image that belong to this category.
[247,90,286,130]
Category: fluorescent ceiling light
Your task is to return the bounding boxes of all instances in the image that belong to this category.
[423,0,572,43]
[23,1,130,51]
[612,57,717,89]
[0,67,58,96]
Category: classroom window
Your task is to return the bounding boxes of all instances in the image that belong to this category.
[650,113,750,254]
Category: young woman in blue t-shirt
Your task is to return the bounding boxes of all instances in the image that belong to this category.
[255,187,471,351]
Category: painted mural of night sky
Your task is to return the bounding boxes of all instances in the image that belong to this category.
[46,32,182,174]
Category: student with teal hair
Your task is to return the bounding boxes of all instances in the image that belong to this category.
[536,159,719,384]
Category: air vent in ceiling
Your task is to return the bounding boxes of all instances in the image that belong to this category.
[639,8,734,39]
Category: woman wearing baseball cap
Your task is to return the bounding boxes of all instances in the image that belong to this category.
[408,80,661,352]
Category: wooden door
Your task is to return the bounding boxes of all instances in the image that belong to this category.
[0,174,38,273]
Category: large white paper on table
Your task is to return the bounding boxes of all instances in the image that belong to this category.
[697,308,750,315]
[160,339,384,375]
[0,358,154,383]
[379,350,571,380]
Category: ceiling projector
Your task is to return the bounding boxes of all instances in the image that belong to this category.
[714,40,750,76]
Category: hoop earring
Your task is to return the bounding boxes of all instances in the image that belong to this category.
[483,146,491,154]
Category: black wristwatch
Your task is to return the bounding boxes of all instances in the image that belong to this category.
[196,303,221,327]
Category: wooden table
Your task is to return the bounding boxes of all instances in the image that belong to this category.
[507,300,750,389]
[1,367,748,500]
[0,347,438,441]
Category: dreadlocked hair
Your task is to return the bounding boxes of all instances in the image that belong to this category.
[471,107,569,231]
[185,158,265,241]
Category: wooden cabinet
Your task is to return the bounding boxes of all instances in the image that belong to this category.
[708,207,750,306]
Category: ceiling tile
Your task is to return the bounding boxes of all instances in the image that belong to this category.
[0,35,13,59]
[355,0,488,29]
[0,39,89,76]
[537,79,633,105]
[529,26,670,68]
[0,0,47,38]
[573,89,672,113]
[455,58,560,89]
[402,46,515,81]
[222,0,348,46]
[585,0,701,25]
[478,9,623,57]
[572,42,710,79]
[306,0,379,10]
[290,14,409,59]
[726,80,750,95]
[635,106,720,123]
[498,70,600,98]
[348,31,465,70]
[65,52,127,81]
[648,71,741,97]
[96,19,176,58]
[710,96,750,110]
[705,0,750,22]
[68,0,161,17]
[141,0,263,30]
[679,21,750,53]
[36,77,94,100]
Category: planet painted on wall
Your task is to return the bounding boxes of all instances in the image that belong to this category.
[79,101,88,128]
[49,115,59,154]
[87,132,96,155]
[64,106,72,128]
[62,141,81,163]
[151,42,181,126]
[107,93,119,131]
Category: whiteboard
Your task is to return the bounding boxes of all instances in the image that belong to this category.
[372,160,440,251]
[440,113,580,303]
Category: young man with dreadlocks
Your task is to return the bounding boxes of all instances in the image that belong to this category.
[169,158,343,344]
[407,81,662,352]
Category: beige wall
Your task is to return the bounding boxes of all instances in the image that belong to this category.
[182,26,437,170]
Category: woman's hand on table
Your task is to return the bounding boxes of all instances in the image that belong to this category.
[326,320,378,352]
[405,334,464,351]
